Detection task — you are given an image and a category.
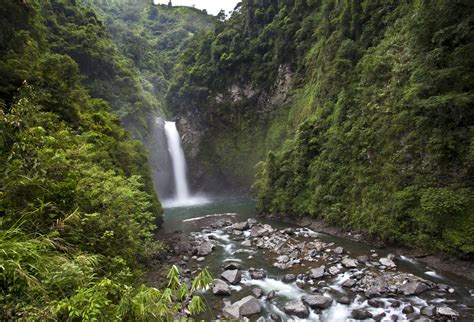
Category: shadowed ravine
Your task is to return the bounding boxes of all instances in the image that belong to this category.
[161,199,474,321]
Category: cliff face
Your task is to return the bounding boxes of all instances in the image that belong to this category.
[167,0,474,257]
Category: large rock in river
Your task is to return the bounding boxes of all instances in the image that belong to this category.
[196,240,215,256]
[302,294,332,309]
[284,300,309,318]
[310,265,326,279]
[221,269,242,285]
[223,295,261,319]
[232,221,249,231]
[212,279,231,296]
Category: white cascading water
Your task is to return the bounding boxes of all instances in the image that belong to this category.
[165,121,190,200]
[163,121,208,208]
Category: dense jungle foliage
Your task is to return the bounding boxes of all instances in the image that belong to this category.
[90,0,214,115]
[167,0,474,257]
[0,1,211,319]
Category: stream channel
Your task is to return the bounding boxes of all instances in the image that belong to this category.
[160,198,474,321]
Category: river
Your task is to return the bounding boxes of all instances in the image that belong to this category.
[161,197,474,321]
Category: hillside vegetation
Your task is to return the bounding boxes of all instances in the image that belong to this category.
[167,0,474,257]
[0,1,211,319]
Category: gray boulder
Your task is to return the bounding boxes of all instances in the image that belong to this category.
[196,241,215,256]
[223,295,262,319]
[341,258,358,268]
[212,279,231,296]
[351,309,372,320]
[250,270,266,280]
[310,265,326,279]
[221,269,242,285]
[282,274,297,283]
[420,306,436,317]
[284,301,309,318]
[334,246,344,254]
[379,257,396,268]
[232,221,249,231]
[301,294,332,309]
[399,281,430,295]
[437,306,459,318]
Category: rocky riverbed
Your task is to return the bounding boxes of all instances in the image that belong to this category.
[162,210,474,321]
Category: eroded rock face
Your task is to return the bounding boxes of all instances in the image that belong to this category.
[221,269,242,285]
[284,300,309,318]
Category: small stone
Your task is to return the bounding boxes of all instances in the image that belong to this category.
[334,247,344,254]
[196,257,205,262]
[267,290,276,300]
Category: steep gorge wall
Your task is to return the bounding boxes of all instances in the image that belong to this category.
[167,0,474,257]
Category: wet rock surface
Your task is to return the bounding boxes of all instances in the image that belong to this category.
[168,213,473,321]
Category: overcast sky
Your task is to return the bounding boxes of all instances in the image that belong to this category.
[153,0,240,16]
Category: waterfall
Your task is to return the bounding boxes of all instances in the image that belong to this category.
[162,121,208,208]
[165,121,191,200]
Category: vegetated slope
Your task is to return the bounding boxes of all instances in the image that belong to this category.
[0,1,210,319]
[167,0,474,257]
[90,0,215,114]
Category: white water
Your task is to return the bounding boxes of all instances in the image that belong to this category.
[162,121,208,208]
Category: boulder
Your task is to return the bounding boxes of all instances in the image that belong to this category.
[310,265,326,279]
[334,246,344,254]
[301,294,332,309]
[267,290,276,300]
[368,299,384,308]
[221,269,242,285]
[420,306,436,317]
[437,306,459,318]
[351,309,373,320]
[234,295,262,317]
[341,258,358,268]
[399,281,430,295]
[342,279,357,288]
[252,288,263,298]
[224,262,241,270]
[337,296,351,305]
[282,274,297,283]
[196,241,215,256]
[357,255,370,263]
[250,270,266,280]
[232,222,249,231]
[212,279,231,296]
[223,304,240,319]
[402,305,415,314]
[379,257,396,268]
[328,266,341,275]
[283,301,309,318]
[373,312,386,321]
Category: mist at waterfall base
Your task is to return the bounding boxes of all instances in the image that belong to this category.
[162,121,209,208]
